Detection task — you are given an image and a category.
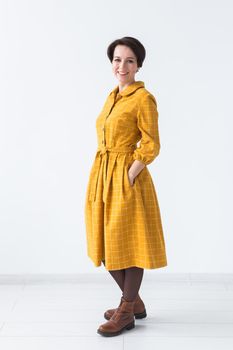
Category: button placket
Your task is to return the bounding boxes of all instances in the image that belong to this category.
[102,125,105,144]
[102,99,116,147]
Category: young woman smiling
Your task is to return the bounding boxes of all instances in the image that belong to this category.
[84,36,168,337]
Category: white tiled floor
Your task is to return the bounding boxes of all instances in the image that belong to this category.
[0,273,233,349]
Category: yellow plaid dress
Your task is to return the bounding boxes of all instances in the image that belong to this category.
[84,80,168,270]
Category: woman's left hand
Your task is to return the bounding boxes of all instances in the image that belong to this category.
[128,172,135,186]
[127,159,145,186]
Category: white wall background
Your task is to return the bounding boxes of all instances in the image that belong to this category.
[0,0,232,274]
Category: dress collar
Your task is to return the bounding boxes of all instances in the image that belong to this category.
[110,80,145,97]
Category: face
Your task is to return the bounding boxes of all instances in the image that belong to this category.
[112,45,139,85]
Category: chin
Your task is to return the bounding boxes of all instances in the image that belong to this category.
[117,76,130,81]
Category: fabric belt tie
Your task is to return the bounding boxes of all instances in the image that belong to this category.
[97,146,137,155]
[90,146,136,202]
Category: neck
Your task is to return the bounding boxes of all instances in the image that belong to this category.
[118,80,136,92]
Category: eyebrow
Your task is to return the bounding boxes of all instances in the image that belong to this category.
[113,56,135,59]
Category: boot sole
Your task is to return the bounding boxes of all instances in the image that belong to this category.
[97,320,135,337]
[135,309,147,319]
[104,309,147,321]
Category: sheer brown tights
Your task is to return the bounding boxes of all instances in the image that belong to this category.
[102,260,144,302]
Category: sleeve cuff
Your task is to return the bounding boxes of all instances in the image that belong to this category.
[132,152,152,165]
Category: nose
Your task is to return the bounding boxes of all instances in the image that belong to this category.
[119,61,127,70]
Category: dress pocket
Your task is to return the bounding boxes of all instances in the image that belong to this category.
[126,161,137,188]
[127,170,136,187]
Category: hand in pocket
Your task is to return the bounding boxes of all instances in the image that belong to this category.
[128,171,135,186]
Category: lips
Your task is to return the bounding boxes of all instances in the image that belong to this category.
[118,72,128,75]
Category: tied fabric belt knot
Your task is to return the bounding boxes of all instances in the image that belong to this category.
[98,146,137,155]
[89,146,137,202]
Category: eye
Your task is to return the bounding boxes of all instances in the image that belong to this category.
[113,58,134,63]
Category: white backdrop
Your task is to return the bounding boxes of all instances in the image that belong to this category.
[0,0,232,274]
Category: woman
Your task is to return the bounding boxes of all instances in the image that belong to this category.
[84,36,168,337]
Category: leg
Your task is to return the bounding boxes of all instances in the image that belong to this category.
[123,266,144,301]
[102,260,125,292]
[97,265,145,337]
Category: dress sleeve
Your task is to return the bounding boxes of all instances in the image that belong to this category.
[132,93,161,165]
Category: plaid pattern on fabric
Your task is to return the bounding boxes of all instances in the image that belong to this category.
[84,81,168,270]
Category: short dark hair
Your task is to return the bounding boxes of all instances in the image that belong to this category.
[107,36,146,68]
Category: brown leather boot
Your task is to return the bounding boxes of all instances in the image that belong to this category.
[104,293,147,320]
[97,296,136,337]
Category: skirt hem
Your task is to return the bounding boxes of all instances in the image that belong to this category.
[88,256,168,271]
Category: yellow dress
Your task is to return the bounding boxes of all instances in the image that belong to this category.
[84,80,168,271]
